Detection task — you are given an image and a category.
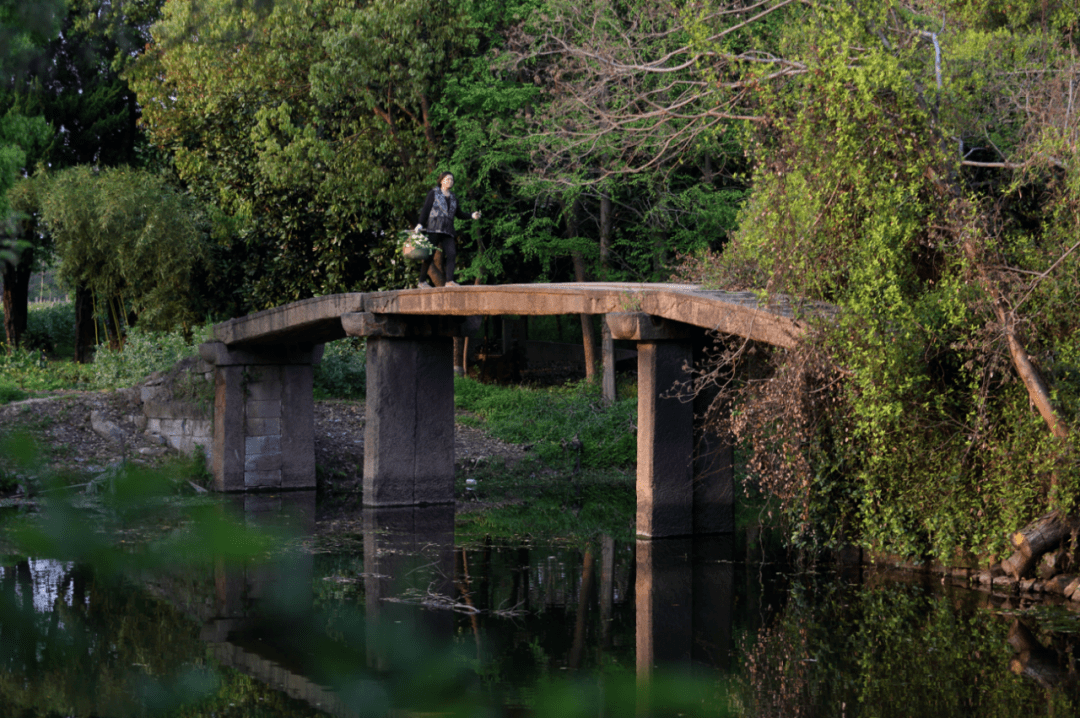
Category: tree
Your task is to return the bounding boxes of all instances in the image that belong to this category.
[128,0,483,311]
[0,0,63,348]
[40,165,210,356]
[503,0,1080,558]
[2,0,167,350]
[702,1,1080,557]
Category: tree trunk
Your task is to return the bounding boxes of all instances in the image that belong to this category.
[963,240,1069,441]
[2,246,33,349]
[568,199,598,383]
[1000,510,1078,580]
[598,193,615,389]
[74,285,96,364]
[601,317,616,404]
[599,193,612,281]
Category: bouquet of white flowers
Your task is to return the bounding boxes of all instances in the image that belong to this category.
[399,229,436,261]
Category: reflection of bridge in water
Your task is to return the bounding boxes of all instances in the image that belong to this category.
[201,283,831,537]
[196,497,735,713]
[0,495,735,715]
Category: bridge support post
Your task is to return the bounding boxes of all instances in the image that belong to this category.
[609,313,734,537]
[198,342,320,492]
[343,313,466,506]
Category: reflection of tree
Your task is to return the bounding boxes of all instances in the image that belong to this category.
[737,580,1080,717]
[0,558,330,717]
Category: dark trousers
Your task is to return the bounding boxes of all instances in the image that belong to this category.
[420,232,456,284]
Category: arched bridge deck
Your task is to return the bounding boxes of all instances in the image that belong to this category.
[200,283,831,537]
[211,283,827,349]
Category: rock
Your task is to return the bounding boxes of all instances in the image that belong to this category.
[1065,577,1080,600]
[1037,549,1068,580]
[138,447,167,457]
[1045,570,1071,591]
[1020,578,1037,592]
[114,387,141,405]
[90,410,126,444]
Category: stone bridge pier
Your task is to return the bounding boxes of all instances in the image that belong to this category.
[199,342,321,492]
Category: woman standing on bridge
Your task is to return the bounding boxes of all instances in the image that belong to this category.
[414,172,480,288]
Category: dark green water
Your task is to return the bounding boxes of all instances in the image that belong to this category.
[2,493,1079,717]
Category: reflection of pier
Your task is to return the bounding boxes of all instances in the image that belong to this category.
[636,536,734,677]
[167,499,736,713]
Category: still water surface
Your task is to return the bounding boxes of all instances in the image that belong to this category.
[2,492,1079,716]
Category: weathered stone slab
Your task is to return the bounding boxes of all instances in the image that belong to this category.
[245,469,282,488]
[245,452,284,472]
[245,418,281,437]
[245,366,282,401]
[341,312,478,339]
[280,364,315,489]
[212,294,363,347]
[245,435,281,456]
[214,366,246,492]
[142,399,210,421]
[362,283,818,349]
[245,400,281,419]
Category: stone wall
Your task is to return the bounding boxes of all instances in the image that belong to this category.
[137,356,214,461]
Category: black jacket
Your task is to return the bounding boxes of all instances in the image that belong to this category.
[418,187,470,238]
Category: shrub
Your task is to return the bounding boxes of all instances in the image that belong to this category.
[0,300,76,357]
[91,324,214,390]
[314,338,366,400]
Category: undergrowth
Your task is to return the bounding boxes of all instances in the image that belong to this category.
[314,338,366,400]
[91,325,214,390]
[0,348,93,400]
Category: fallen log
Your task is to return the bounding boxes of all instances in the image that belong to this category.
[1000,511,1079,580]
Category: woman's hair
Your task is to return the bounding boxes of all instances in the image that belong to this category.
[436,172,454,185]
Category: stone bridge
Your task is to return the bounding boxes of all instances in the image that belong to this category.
[198,283,826,537]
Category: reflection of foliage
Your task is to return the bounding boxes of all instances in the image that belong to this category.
[737,578,1080,717]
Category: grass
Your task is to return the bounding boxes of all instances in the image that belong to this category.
[451,376,640,543]
[453,375,637,470]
